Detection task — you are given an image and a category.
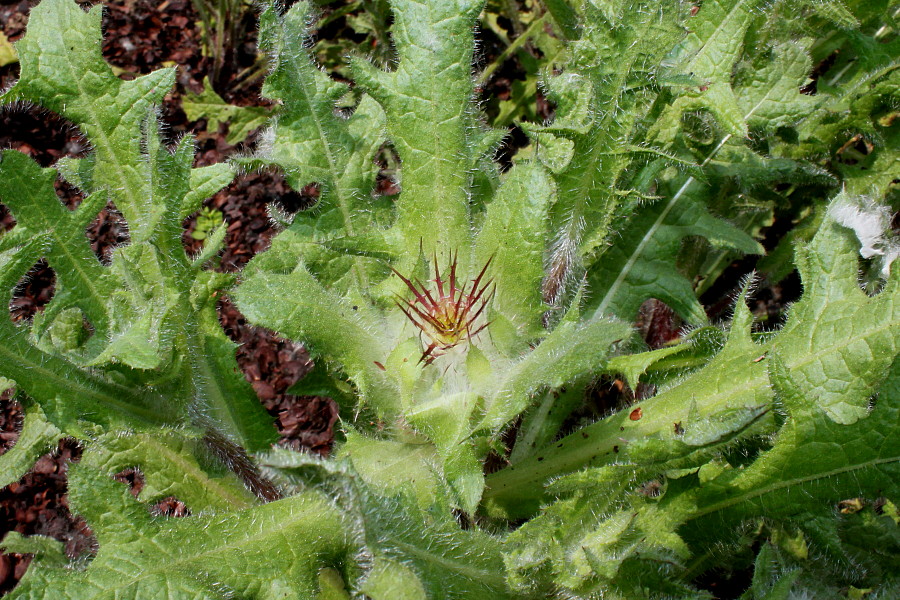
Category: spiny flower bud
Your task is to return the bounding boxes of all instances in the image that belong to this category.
[392,253,494,365]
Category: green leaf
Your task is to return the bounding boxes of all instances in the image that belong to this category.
[507,382,587,465]
[503,462,687,596]
[238,2,386,295]
[0,31,17,67]
[480,315,633,431]
[338,431,442,509]
[0,151,115,344]
[584,180,763,324]
[501,326,898,594]
[233,262,398,417]
[658,0,766,139]
[3,0,898,596]
[605,342,693,389]
[361,559,429,600]
[0,400,61,490]
[87,243,177,370]
[260,449,515,599]
[182,76,270,145]
[0,0,271,453]
[736,42,817,132]
[485,194,899,516]
[0,240,171,433]
[351,0,484,263]
[740,543,800,600]
[1,0,176,243]
[538,0,688,304]
[190,294,279,452]
[351,476,515,599]
[474,162,553,350]
[182,164,235,220]
[405,392,485,512]
[80,431,258,511]
[9,465,353,599]
[778,201,899,424]
[0,533,67,567]
[675,349,899,545]
[286,363,358,409]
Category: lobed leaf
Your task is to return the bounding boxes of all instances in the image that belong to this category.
[351,0,485,265]
[486,197,899,517]
[0,399,61,490]
[183,76,270,145]
[7,465,352,599]
[1,0,175,243]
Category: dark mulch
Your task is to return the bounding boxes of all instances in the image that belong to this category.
[0,436,90,596]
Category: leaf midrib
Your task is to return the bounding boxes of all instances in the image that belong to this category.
[83,495,339,594]
[0,328,163,425]
[134,435,254,508]
[690,454,899,520]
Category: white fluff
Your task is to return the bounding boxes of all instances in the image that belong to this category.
[828,194,899,278]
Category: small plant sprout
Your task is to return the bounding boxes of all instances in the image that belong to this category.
[392,253,495,365]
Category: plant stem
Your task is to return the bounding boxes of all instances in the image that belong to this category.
[482,348,773,518]
[477,14,547,86]
[541,0,579,40]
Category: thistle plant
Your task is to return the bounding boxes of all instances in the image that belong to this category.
[0,0,897,598]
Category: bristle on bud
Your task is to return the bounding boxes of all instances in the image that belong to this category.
[392,252,494,365]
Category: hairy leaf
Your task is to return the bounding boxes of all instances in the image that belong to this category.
[1,0,175,243]
[486,199,899,516]
[7,465,352,599]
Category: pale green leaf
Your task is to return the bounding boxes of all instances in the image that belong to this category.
[9,465,352,600]
[259,448,515,598]
[474,162,553,350]
[183,76,270,145]
[361,559,428,600]
[338,432,442,509]
[351,0,484,264]
[239,2,387,295]
[182,163,236,220]
[0,401,61,490]
[480,317,633,431]
[0,150,115,342]
[405,392,485,512]
[80,431,258,512]
[0,533,66,567]
[233,262,398,417]
[1,0,176,242]
[0,31,17,67]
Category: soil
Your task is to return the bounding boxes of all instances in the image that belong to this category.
[0,0,790,596]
